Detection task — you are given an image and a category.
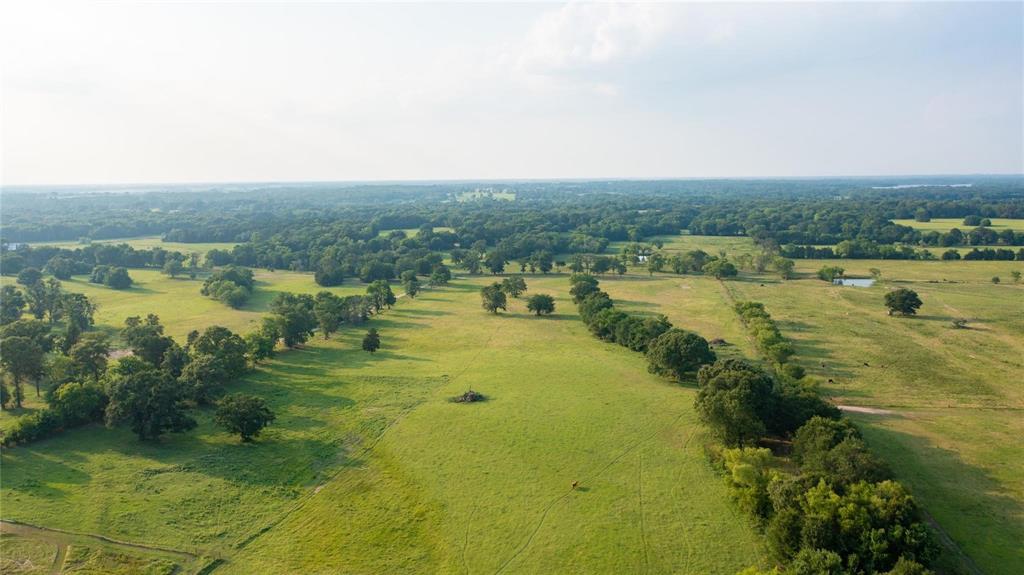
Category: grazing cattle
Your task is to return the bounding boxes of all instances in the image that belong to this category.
[572,481,580,490]
[863,362,870,367]
[827,378,834,384]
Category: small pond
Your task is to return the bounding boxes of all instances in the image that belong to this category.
[833,278,875,287]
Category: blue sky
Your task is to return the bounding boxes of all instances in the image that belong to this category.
[1,1,1021,184]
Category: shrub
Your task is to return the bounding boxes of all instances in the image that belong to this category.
[3,408,63,445]
[816,266,845,282]
[50,382,107,427]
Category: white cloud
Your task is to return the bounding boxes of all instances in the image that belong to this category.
[515,2,670,74]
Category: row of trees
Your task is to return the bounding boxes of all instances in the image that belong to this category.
[702,368,937,573]
[733,302,801,378]
[569,274,716,377]
[564,280,935,573]
[782,240,1024,261]
[686,301,938,573]
[1,243,196,278]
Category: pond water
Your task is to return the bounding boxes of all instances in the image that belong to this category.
[833,278,875,287]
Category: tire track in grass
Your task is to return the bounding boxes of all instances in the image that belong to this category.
[676,428,699,575]
[492,411,688,575]
[637,451,649,574]
[49,541,67,575]
[461,504,477,575]
[0,520,200,564]
[234,283,504,566]
[232,293,466,554]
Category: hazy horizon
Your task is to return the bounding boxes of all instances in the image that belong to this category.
[3,172,1022,192]
[2,1,1022,185]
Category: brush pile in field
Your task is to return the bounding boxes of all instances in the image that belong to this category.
[451,390,485,403]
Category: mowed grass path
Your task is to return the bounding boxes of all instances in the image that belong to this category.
[567,238,1023,574]
[1,275,763,574]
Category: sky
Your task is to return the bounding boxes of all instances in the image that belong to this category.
[1,1,1021,185]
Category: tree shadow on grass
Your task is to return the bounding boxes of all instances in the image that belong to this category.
[912,314,957,323]
[854,421,1024,575]
[391,308,450,317]
[341,349,433,368]
[517,313,574,322]
[613,299,661,309]
[1,447,94,495]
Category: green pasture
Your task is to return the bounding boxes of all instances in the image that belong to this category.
[579,235,1024,574]
[892,218,1024,232]
[455,190,515,202]
[28,236,238,257]
[3,233,1021,574]
[0,269,369,431]
[1,269,367,344]
[724,258,1023,575]
[1,275,763,574]
[378,226,455,237]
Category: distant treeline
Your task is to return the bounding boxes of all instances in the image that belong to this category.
[780,241,1024,261]
[2,179,1022,276]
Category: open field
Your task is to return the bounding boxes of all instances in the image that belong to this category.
[378,226,455,237]
[1,274,763,574]
[0,269,367,344]
[3,235,1022,574]
[724,258,1024,574]
[892,218,1024,233]
[0,269,369,431]
[28,236,239,257]
[1,523,195,574]
[604,236,1024,574]
[455,191,515,202]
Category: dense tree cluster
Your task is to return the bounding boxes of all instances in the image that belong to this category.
[201,265,255,308]
[89,265,133,289]
[1,242,197,278]
[3,272,96,357]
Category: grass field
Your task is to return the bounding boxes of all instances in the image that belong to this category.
[606,237,1024,574]
[29,236,238,257]
[0,269,369,430]
[1,274,764,574]
[0,269,367,344]
[378,226,455,237]
[892,218,1024,232]
[456,191,515,202]
[725,259,1023,574]
[2,236,1021,573]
